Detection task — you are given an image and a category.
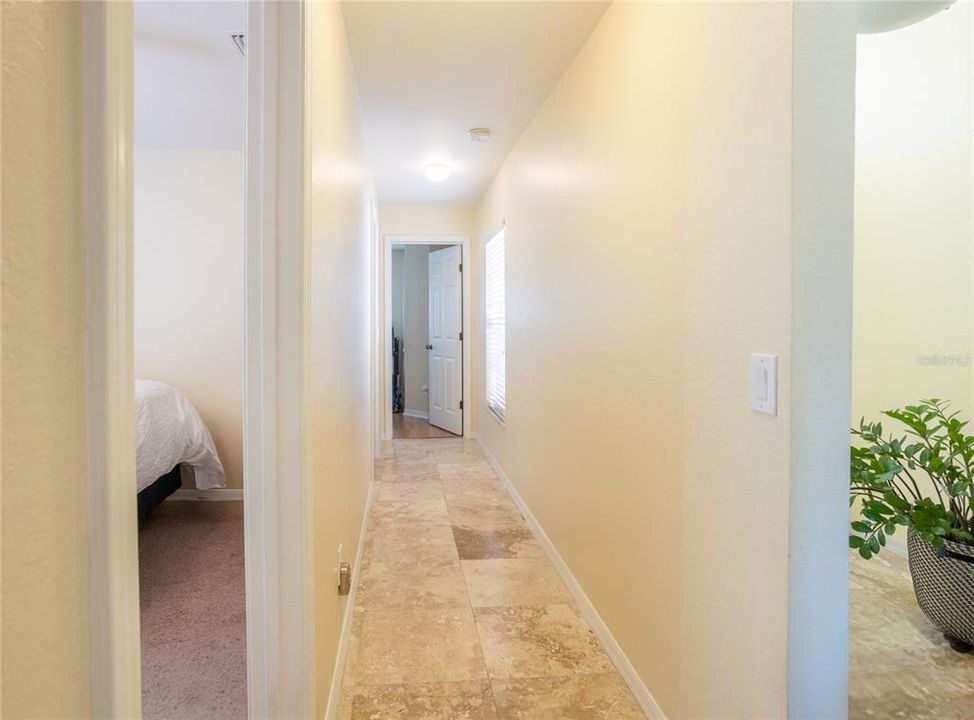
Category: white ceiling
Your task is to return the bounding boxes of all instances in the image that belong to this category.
[135,1,246,150]
[341,1,609,205]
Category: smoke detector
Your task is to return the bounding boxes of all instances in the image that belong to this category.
[468,128,492,144]
[229,33,246,57]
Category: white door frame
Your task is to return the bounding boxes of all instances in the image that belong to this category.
[383,235,471,440]
[83,1,311,717]
[788,4,956,719]
[83,3,140,716]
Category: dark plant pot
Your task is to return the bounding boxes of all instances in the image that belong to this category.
[907,529,974,653]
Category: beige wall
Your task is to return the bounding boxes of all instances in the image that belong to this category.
[377,205,473,434]
[379,204,473,239]
[391,247,404,341]
[853,7,974,431]
[1,2,92,716]
[402,245,430,414]
[473,3,793,717]
[134,149,244,489]
[306,2,374,714]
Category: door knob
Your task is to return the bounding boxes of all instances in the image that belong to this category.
[425,344,433,350]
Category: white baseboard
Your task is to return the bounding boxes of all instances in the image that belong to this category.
[324,479,375,720]
[402,409,429,420]
[475,437,667,720]
[168,488,244,501]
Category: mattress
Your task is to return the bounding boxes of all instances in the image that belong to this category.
[135,379,226,492]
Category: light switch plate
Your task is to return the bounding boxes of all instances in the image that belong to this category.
[750,353,778,416]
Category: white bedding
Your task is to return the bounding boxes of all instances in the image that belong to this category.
[135,379,226,492]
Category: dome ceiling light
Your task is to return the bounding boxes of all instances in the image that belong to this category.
[424,163,451,182]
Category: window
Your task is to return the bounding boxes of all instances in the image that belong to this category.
[485,228,506,422]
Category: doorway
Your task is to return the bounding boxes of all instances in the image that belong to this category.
[84,2,310,716]
[132,1,247,717]
[390,241,463,438]
[789,2,967,718]
[848,5,973,718]
[384,235,471,440]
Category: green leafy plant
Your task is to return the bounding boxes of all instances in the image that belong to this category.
[850,399,974,559]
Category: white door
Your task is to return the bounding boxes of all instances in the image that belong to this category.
[428,246,463,435]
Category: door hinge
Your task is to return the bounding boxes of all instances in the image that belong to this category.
[459,331,463,341]
[460,400,464,410]
[459,262,463,272]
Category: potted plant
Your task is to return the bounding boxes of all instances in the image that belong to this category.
[850,399,974,653]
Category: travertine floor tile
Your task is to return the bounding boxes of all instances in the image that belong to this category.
[463,559,570,608]
[356,560,470,612]
[394,438,453,454]
[452,524,544,560]
[347,681,497,720]
[378,462,441,483]
[340,438,646,719]
[448,497,524,528]
[434,446,490,465]
[474,604,614,680]
[356,608,488,685]
[850,551,974,719]
[364,524,460,568]
[374,481,445,504]
[491,674,644,720]
[442,479,513,506]
[369,496,451,527]
[438,461,498,482]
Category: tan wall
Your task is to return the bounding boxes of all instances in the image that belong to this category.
[1,2,92,716]
[379,204,473,239]
[853,7,974,434]
[134,149,244,489]
[391,247,404,341]
[473,3,793,717]
[306,2,374,714]
[402,245,430,414]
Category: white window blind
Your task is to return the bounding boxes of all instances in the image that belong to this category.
[485,228,506,422]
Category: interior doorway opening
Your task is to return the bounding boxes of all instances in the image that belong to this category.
[133,2,247,717]
[389,239,465,438]
[384,235,471,441]
[848,4,973,717]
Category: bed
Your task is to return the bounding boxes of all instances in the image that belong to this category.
[136,379,226,520]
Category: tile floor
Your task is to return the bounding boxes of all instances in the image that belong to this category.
[850,549,974,719]
[338,437,646,720]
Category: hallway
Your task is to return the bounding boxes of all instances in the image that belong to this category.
[338,438,645,719]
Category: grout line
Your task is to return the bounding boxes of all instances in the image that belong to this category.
[451,442,503,716]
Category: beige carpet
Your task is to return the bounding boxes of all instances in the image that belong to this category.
[139,500,247,720]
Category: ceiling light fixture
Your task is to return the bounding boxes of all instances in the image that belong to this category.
[424,163,451,182]
[469,127,492,143]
